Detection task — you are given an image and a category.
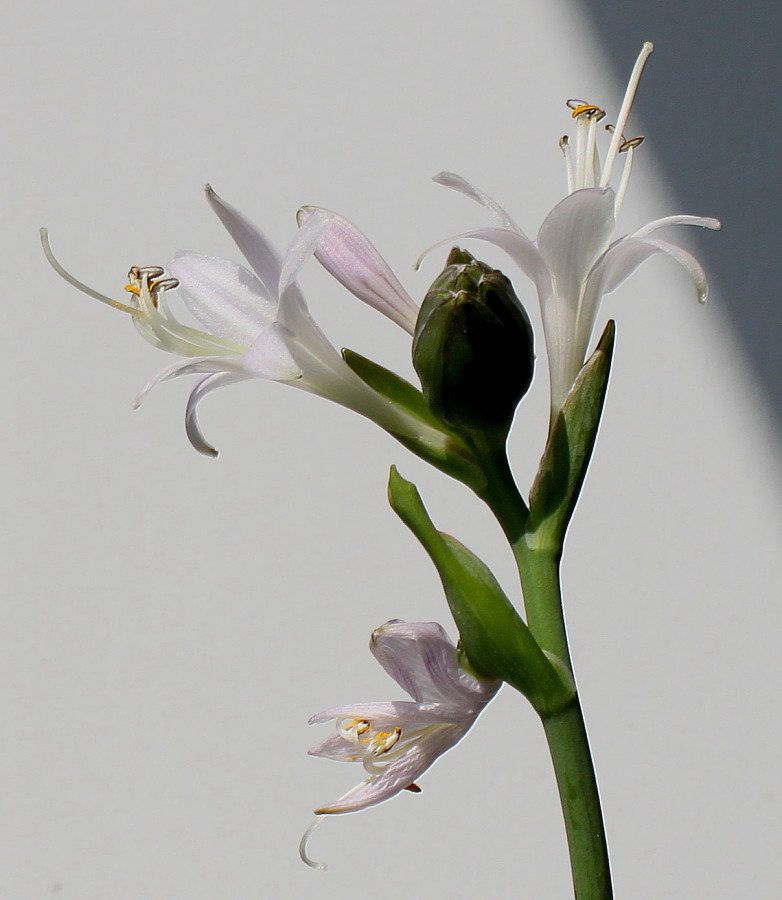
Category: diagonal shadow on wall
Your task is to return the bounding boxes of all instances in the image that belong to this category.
[578,0,781,439]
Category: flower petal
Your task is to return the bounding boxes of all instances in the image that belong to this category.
[314,724,468,814]
[288,207,419,335]
[242,323,302,380]
[308,700,442,729]
[630,214,722,240]
[536,188,616,302]
[432,172,527,236]
[204,185,285,298]
[370,620,499,713]
[185,372,250,457]
[168,251,277,346]
[131,355,248,410]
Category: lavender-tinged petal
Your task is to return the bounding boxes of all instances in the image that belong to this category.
[169,251,277,345]
[314,744,432,814]
[432,172,527,236]
[204,185,287,298]
[315,724,470,814]
[185,372,251,457]
[307,734,362,762]
[630,214,722,240]
[370,621,500,712]
[308,701,429,727]
[536,188,616,302]
[242,323,302,381]
[291,207,419,335]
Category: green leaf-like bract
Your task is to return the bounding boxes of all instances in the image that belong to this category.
[389,466,575,716]
[528,320,615,551]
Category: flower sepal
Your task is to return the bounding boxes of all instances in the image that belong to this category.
[342,348,486,490]
[527,320,615,551]
[388,466,576,716]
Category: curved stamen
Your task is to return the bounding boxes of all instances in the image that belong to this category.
[40,228,142,317]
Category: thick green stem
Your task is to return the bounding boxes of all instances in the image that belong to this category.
[544,702,612,900]
[514,543,612,899]
[478,465,612,899]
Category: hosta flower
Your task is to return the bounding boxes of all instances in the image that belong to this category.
[301,619,500,870]
[428,42,721,417]
[42,188,444,457]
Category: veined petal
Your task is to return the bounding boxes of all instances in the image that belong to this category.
[169,252,277,346]
[432,172,527,236]
[370,620,499,712]
[314,740,434,814]
[290,207,419,335]
[308,701,432,728]
[536,188,616,302]
[185,372,251,457]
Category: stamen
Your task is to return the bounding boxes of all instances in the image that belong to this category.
[619,136,644,152]
[40,228,142,317]
[614,145,635,217]
[600,41,654,188]
[369,727,402,756]
[299,816,328,872]
[560,136,575,194]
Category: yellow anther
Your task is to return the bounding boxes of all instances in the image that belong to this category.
[567,101,606,121]
[369,727,402,757]
[124,284,140,295]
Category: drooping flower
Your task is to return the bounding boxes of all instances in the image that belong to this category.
[427,42,721,418]
[41,188,448,457]
[300,619,500,870]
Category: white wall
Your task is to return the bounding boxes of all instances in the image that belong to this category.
[3,0,780,897]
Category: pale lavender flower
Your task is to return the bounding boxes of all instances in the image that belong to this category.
[427,43,721,417]
[42,188,446,457]
[300,619,500,870]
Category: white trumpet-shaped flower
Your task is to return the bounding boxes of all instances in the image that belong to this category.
[300,619,500,870]
[428,43,721,417]
[42,188,446,457]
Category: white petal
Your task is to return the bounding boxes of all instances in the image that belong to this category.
[536,188,616,302]
[204,185,284,297]
[185,372,250,457]
[132,355,247,409]
[169,252,277,346]
[308,701,427,728]
[370,620,500,713]
[630,214,722,240]
[432,172,527,236]
[242,323,302,380]
[636,236,712,304]
[417,227,552,302]
[289,207,419,335]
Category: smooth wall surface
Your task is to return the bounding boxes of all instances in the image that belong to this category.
[3,0,780,897]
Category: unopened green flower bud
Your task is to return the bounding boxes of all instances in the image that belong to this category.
[412,248,534,432]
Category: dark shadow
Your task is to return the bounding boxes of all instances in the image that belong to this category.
[578,1,781,438]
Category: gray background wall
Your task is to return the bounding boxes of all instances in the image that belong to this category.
[2,0,780,897]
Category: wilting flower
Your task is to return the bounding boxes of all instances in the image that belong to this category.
[301,619,500,870]
[42,188,444,456]
[428,43,721,418]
